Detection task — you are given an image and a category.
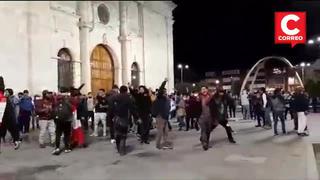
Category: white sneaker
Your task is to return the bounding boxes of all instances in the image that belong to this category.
[110,139,116,144]
[90,133,98,137]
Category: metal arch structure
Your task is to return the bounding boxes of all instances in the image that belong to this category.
[240,56,304,93]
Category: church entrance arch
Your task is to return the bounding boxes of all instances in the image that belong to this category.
[90,44,114,96]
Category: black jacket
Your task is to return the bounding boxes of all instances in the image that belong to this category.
[208,94,228,122]
[152,81,170,120]
[292,93,309,112]
[77,98,88,119]
[110,93,137,119]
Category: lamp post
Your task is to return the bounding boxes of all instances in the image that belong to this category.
[177,64,189,83]
[299,62,311,83]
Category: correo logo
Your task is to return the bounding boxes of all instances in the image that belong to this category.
[275,12,306,48]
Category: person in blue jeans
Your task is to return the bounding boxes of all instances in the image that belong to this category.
[19,90,34,134]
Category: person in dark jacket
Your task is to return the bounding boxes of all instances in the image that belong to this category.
[0,88,21,151]
[77,94,88,131]
[226,92,236,118]
[292,87,309,136]
[254,92,264,127]
[52,94,73,155]
[134,85,152,144]
[271,88,286,135]
[185,92,201,131]
[152,79,172,149]
[208,89,236,145]
[106,85,119,144]
[110,86,138,156]
[18,90,34,134]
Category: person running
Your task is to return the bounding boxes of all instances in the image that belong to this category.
[152,78,172,150]
[52,93,73,155]
[109,85,138,156]
[91,89,108,137]
[271,88,286,135]
[35,90,55,148]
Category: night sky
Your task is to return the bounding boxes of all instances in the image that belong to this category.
[172,0,320,81]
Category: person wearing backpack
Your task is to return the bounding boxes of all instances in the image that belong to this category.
[52,94,73,155]
[271,88,286,135]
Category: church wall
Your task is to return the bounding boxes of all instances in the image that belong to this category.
[143,6,171,91]
[0,1,175,94]
[88,1,122,87]
[0,3,29,93]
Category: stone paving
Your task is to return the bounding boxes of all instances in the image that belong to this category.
[0,113,320,180]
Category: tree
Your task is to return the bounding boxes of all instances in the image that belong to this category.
[305,79,320,97]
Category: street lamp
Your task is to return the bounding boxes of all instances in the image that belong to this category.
[299,62,311,83]
[192,83,196,87]
[177,63,189,83]
[317,37,320,42]
[308,39,315,45]
[215,80,220,84]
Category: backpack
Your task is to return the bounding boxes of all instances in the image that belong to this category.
[271,97,285,112]
[54,101,72,122]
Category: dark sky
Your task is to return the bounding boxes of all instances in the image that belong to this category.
[172,0,320,81]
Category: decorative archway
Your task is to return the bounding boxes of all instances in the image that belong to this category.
[240,56,304,93]
[131,62,140,87]
[90,44,114,96]
[57,48,73,91]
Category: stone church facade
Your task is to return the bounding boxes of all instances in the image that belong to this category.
[0,1,175,95]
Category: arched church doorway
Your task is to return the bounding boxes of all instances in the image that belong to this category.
[131,62,140,88]
[90,44,114,96]
[57,48,73,91]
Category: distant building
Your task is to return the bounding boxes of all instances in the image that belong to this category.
[305,59,320,82]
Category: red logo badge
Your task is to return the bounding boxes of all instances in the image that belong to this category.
[275,12,306,47]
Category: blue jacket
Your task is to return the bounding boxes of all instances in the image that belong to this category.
[19,96,34,112]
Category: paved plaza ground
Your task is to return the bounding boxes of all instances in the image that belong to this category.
[0,113,320,180]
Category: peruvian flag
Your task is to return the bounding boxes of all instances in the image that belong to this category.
[0,91,6,124]
[71,102,85,147]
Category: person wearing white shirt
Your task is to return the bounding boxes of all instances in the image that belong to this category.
[260,88,272,129]
[240,89,250,120]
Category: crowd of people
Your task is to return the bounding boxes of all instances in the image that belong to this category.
[0,75,313,155]
[240,87,310,136]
